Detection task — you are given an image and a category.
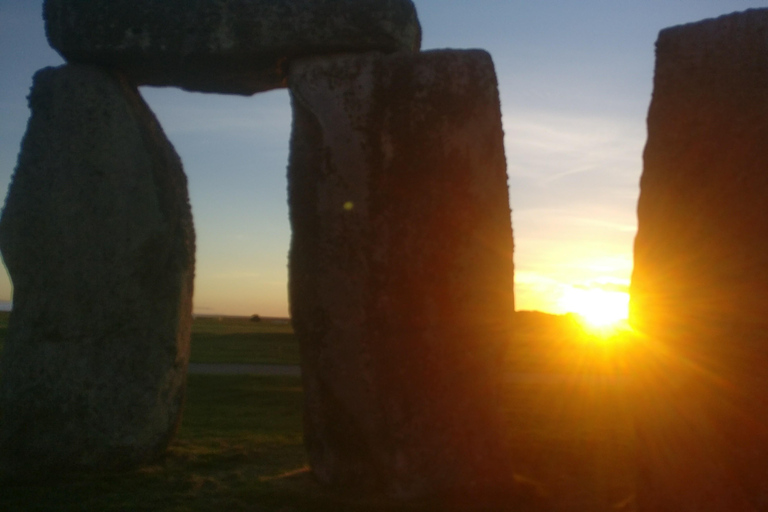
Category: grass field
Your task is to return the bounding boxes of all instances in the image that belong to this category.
[0,310,8,357]
[0,312,636,511]
[189,316,299,365]
[0,314,299,367]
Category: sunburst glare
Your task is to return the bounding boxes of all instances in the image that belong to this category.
[560,286,629,334]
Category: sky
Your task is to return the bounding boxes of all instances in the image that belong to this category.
[0,0,765,318]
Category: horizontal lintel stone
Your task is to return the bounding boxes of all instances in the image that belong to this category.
[44,0,422,95]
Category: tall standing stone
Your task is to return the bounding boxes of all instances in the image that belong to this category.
[630,9,768,511]
[288,50,515,501]
[44,0,421,95]
[0,64,195,479]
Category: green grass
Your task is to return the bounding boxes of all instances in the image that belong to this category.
[190,316,298,365]
[0,375,318,511]
[0,314,299,366]
[0,373,634,511]
[0,310,8,357]
[0,312,636,511]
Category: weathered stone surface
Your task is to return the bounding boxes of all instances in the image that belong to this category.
[44,0,422,95]
[0,64,195,479]
[288,50,516,501]
[629,9,768,511]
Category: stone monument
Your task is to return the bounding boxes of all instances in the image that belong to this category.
[1,0,422,480]
[44,0,421,94]
[0,2,523,506]
[288,49,516,500]
[630,8,768,511]
[0,64,195,478]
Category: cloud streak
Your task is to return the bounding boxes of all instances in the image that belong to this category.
[504,109,642,313]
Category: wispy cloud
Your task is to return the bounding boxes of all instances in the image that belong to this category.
[503,109,642,312]
[504,110,644,185]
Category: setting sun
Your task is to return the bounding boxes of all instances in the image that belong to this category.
[560,286,629,329]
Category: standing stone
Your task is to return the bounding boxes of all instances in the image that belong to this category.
[288,50,516,502]
[630,9,768,511]
[44,0,421,95]
[0,64,195,479]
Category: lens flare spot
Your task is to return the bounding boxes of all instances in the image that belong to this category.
[343,201,354,211]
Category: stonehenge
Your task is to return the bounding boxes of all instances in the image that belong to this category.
[44,0,421,95]
[630,8,768,511]
[9,0,768,508]
[0,64,195,478]
[288,49,515,498]
[1,0,522,503]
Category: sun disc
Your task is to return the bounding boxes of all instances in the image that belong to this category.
[560,287,629,330]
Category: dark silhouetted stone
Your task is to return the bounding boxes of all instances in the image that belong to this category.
[44,0,422,95]
[0,64,195,479]
[629,9,768,511]
[288,50,516,501]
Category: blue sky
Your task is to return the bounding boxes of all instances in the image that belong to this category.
[0,1,765,317]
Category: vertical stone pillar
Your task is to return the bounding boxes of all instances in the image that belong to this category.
[288,50,515,501]
[630,9,768,511]
[0,64,195,479]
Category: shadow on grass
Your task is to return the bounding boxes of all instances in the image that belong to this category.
[0,373,551,511]
[0,375,312,511]
[0,312,636,511]
[1,373,634,511]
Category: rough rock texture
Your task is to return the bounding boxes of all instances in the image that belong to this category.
[0,64,195,479]
[288,50,516,502]
[44,0,422,95]
[629,9,768,511]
